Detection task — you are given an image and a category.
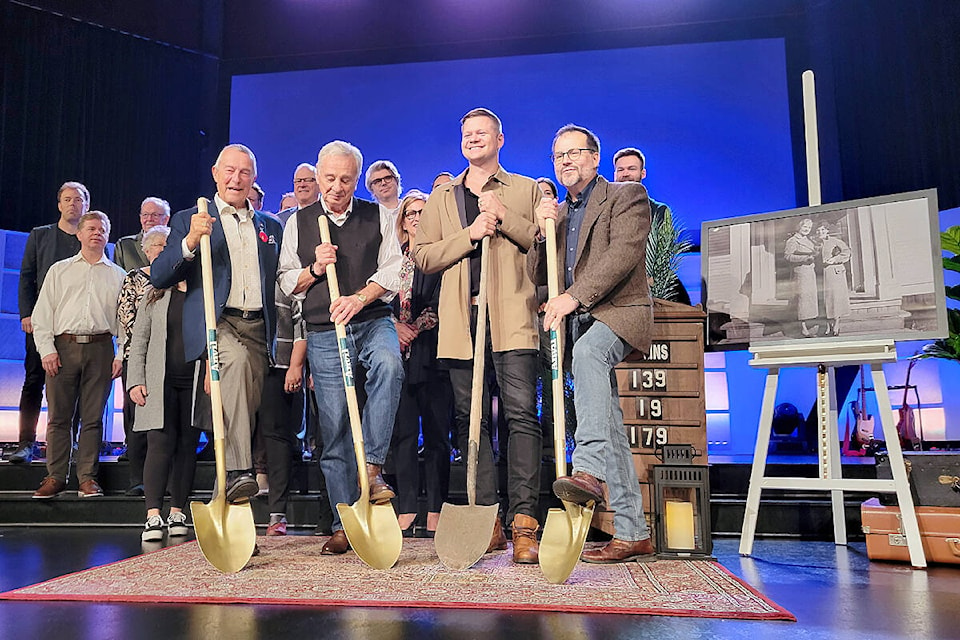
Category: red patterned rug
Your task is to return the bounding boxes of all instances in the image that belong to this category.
[0,537,794,620]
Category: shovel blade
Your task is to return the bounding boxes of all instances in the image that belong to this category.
[539,501,594,584]
[434,502,499,570]
[190,497,257,574]
[337,500,403,570]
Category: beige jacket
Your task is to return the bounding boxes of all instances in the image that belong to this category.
[413,166,540,359]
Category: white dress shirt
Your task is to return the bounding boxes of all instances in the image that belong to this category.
[180,194,263,311]
[278,197,402,302]
[32,252,127,358]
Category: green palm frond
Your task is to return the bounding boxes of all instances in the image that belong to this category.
[646,206,692,301]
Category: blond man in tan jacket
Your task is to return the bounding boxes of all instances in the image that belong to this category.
[413,108,542,564]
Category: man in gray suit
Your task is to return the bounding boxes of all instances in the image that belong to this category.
[114,197,170,272]
[528,124,655,564]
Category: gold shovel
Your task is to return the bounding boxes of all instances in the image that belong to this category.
[318,214,402,570]
[434,235,499,570]
[539,217,594,584]
[190,197,257,574]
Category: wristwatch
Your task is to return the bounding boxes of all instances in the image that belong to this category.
[355,293,368,304]
[308,263,321,278]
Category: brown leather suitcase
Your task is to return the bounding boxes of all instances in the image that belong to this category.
[861,498,960,564]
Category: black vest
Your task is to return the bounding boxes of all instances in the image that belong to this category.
[296,199,391,331]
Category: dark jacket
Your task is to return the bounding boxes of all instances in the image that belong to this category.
[18,223,80,319]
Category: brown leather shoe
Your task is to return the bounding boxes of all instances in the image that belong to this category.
[511,514,540,564]
[321,529,350,555]
[78,479,104,498]
[366,463,395,504]
[581,537,656,564]
[486,516,507,553]
[33,476,66,499]
[553,471,604,506]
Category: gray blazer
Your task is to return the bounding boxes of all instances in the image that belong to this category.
[126,289,206,432]
[527,176,653,353]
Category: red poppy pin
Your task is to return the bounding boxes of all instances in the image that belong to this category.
[259,230,269,243]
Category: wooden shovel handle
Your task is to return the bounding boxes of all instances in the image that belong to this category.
[198,198,228,494]
[545,218,567,480]
[467,236,490,506]
[318,215,369,497]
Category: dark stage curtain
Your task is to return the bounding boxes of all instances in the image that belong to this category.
[807,0,960,211]
[0,2,220,236]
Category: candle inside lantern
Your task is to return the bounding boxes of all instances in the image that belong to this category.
[665,501,696,550]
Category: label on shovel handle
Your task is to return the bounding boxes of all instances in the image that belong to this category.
[207,329,221,381]
[550,329,560,380]
[338,337,354,388]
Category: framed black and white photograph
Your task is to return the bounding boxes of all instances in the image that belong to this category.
[701,189,947,348]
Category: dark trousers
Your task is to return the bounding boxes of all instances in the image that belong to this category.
[121,362,147,488]
[392,373,453,514]
[257,368,300,515]
[447,310,541,522]
[18,332,46,448]
[45,337,114,483]
[536,314,556,455]
[143,379,200,511]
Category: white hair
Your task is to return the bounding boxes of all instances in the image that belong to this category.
[317,141,363,176]
[141,224,171,250]
[215,143,258,175]
[140,196,170,218]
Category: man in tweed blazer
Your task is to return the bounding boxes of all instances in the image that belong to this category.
[527,124,655,564]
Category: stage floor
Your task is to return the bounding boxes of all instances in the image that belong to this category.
[0,528,956,639]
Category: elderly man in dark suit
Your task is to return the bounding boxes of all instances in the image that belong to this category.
[528,124,655,564]
[151,143,283,504]
[114,197,170,272]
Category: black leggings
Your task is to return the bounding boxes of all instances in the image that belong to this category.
[143,380,200,511]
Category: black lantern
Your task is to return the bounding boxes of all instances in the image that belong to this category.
[653,445,713,558]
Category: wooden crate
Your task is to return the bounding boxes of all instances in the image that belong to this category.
[591,299,707,537]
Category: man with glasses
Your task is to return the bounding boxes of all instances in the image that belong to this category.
[114,197,171,272]
[278,163,321,227]
[413,107,543,564]
[528,125,656,564]
[365,160,402,231]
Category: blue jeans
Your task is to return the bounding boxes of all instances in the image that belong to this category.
[306,316,404,531]
[570,316,649,541]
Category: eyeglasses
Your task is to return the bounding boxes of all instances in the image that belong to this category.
[404,209,423,220]
[370,175,397,188]
[294,177,317,184]
[140,211,164,218]
[551,148,596,163]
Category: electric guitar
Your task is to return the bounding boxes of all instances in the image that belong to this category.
[853,366,875,449]
[896,359,920,450]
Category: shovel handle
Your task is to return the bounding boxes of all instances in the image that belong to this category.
[318,215,369,498]
[198,198,228,495]
[467,235,490,506]
[544,218,567,480]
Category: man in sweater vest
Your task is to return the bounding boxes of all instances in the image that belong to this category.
[278,140,404,556]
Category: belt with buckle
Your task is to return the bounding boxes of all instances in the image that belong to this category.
[59,332,112,344]
[223,308,263,320]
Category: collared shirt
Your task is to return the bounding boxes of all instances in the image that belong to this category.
[180,194,263,311]
[32,252,127,358]
[564,175,598,289]
[277,197,402,302]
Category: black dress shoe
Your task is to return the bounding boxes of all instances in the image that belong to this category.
[225,471,259,504]
[125,484,145,497]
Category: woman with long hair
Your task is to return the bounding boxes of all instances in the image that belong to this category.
[391,190,453,537]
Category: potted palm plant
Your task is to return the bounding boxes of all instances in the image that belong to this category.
[918,225,960,361]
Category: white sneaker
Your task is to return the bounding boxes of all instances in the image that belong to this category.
[141,515,165,542]
[167,511,189,537]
